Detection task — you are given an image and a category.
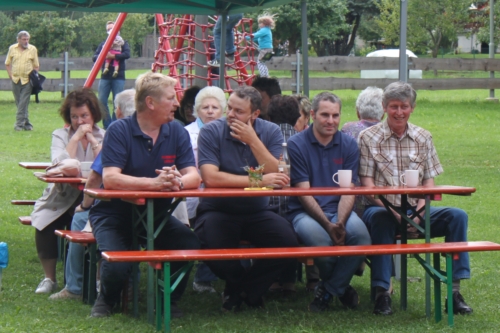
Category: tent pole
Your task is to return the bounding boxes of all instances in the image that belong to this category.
[301,0,309,97]
[398,0,408,83]
[218,13,228,90]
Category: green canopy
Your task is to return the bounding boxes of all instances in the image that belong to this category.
[0,0,295,14]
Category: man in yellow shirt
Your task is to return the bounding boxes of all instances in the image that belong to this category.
[5,31,39,131]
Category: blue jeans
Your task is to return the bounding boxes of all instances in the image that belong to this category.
[213,14,243,60]
[292,211,371,296]
[65,211,89,295]
[98,78,125,129]
[362,206,470,291]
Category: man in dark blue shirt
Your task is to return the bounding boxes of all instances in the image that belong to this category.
[195,86,298,311]
[287,92,371,313]
[89,72,201,318]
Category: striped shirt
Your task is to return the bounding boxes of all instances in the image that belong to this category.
[358,120,443,207]
[5,43,39,85]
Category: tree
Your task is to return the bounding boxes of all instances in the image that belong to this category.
[78,13,154,57]
[476,2,500,50]
[250,0,378,56]
[0,12,14,52]
[4,11,77,57]
[376,0,470,57]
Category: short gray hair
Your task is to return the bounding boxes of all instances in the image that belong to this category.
[383,81,417,108]
[17,31,30,39]
[193,86,227,117]
[312,92,342,113]
[114,89,136,118]
[356,87,384,121]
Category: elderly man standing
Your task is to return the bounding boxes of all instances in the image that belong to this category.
[287,92,371,312]
[5,30,39,131]
[358,81,472,316]
[194,86,298,311]
[88,72,201,318]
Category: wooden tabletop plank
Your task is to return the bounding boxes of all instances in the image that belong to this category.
[19,162,51,169]
[85,185,476,200]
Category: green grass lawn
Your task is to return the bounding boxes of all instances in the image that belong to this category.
[0,90,500,332]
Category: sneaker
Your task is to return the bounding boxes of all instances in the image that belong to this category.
[193,281,216,293]
[338,285,359,309]
[221,292,242,312]
[308,284,332,312]
[373,293,393,315]
[226,52,235,61]
[91,294,113,318]
[49,288,81,300]
[306,279,319,292]
[445,291,473,315]
[14,126,24,131]
[207,59,220,68]
[24,126,33,131]
[35,278,58,294]
[112,71,118,78]
[171,302,184,318]
[102,68,109,75]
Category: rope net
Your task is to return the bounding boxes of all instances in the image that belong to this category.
[152,14,257,100]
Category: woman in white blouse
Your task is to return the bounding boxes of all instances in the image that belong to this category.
[32,88,105,294]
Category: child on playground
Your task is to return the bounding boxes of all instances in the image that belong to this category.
[102,35,125,78]
[246,14,276,77]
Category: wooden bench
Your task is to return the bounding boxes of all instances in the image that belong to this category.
[102,241,500,332]
[55,230,98,305]
[11,200,36,205]
[18,216,32,226]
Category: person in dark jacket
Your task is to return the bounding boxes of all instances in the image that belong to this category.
[92,21,131,129]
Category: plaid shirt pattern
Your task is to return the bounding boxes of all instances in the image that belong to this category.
[358,120,443,207]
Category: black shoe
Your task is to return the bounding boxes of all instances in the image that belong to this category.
[308,284,332,312]
[171,302,184,318]
[226,52,235,61]
[91,294,113,318]
[221,292,242,312]
[445,291,473,315]
[338,285,359,309]
[373,294,393,315]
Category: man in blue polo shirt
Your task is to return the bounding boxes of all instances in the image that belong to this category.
[287,91,371,312]
[194,86,298,311]
[88,72,201,318]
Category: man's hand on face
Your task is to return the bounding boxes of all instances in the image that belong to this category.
[325,222,346,246]
[229,118,258,145]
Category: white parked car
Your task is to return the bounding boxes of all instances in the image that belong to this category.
[360,49,423,79]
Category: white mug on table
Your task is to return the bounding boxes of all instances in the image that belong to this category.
[332,170,352,188]
[400,170,419,187]
[80,162,92,178]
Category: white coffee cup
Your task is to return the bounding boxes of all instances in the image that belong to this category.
[332,170,352,188]
[80,161,92,178]
[400,170,419,187]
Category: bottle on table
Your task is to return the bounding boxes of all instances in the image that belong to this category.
[278,142,290,188]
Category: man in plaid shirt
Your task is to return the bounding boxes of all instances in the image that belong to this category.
[358,81,472,316]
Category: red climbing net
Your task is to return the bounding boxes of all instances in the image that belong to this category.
[152,14,257,100]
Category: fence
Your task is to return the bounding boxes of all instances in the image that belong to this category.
[2,55,500,93]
